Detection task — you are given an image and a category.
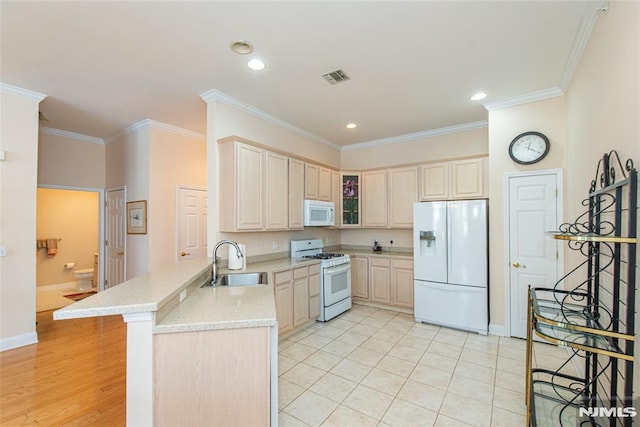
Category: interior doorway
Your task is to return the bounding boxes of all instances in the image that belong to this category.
[106,187,126,288]
[177,187,208,261]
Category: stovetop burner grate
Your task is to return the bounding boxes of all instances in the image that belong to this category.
[303,253,345,260]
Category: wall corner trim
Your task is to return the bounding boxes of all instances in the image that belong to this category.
[40,127,105,145]
[105,119,204,143]
[199,88,341,151]
[0,331,38,352]
[483,87,565,111]
[0,82,47,102]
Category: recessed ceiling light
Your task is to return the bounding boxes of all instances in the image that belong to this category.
[247,58,266,71]
[346,123,357,129]
[230,40,254,55]
[470,92,487,101]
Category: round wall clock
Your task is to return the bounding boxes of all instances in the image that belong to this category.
[508,131,550,165]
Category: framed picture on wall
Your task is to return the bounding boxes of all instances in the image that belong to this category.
[126,200,147,234]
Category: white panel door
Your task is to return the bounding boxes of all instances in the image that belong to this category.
[413,202,447,283]
[178,187,207,260]
[106,188,125,289]
[447,200,487,287]
[508,173,561,338]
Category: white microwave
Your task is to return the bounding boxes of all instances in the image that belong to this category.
[303,200,335,226]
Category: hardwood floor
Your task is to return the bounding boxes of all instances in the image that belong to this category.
[0,311,126,426]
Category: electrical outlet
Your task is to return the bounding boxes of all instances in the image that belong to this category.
[179,289,187,302]
[272,240,278,250]
[0,246,6,257]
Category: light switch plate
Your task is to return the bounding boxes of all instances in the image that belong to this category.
[0,247,6,256]
[0,150,6,161]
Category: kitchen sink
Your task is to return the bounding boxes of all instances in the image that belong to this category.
[202,272,269,287]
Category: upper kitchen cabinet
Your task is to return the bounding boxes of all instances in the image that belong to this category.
[388,166,418,228]
[265,151,289,230]
[419,162,449,200]
[419,157,486,201]
[362,170,388,227]
[288,158,305,229]
[340,172,361,227]
[450,158,484,199]
[219,139,265,231]
[305,163,333,201]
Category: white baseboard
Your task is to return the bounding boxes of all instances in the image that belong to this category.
[0,331,38,352]
[489,323,506,336]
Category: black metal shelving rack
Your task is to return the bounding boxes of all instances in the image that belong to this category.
[525,151,637,427]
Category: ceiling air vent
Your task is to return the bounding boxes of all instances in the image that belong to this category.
[321,69,350,85]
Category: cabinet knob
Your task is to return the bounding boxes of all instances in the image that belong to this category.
[512,261,526,268]
[181,252,191,257]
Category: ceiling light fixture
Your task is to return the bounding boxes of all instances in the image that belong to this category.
[230,40,254,55]
[470,92,487,101]
[247,58,266,71]
[346,123,357,129]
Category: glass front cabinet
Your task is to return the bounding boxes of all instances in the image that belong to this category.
[340,172,361,227]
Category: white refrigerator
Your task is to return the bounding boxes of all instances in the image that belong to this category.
[413,200,488,335]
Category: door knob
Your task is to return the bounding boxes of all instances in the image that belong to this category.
[117,251,124,256]
[181,252,191,257]
[512,261,526,268]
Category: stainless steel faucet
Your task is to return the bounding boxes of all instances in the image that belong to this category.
[211,240,243,285]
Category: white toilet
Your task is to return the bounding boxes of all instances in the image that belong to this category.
[74,269,94,291]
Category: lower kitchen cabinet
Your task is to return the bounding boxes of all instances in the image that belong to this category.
[369,257,391,304]
[351,256,369,299]
[274,264,320,335]
[391,258,414,308]
[354,254,413,310]
[293,267,309,328]
[274,270,294,334]
[308,264,321,319]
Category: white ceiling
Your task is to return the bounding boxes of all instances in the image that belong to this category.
[1,1,604,147]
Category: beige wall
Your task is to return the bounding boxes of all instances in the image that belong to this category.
[341,127,488,170]
[38,132,105,188]
[148,127,206,271]
[487,96,568,330]
[36,188,99,286]
[0,90,43,350]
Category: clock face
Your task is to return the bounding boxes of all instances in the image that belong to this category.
[508,132,550,165]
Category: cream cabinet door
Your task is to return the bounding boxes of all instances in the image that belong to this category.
[308,267,321,320]
[274,270,294,335]
[362,170,388,227]
[318,167,332,201]
[289,158,305,229]
[388,166,418,228]
[265,151,288,230]
[305,163,319,199]
[293,267,309,328]
[391,258,414,308]
[351,257,369,299]
[419,162,449,201]
[236,143,265,230]
[451,158,484,199]
[369,257,391,303]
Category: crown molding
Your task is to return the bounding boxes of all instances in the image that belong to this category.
[341,121,488,152]
[105,119,204,143]
[40,127,105,145]
[483,87,564,112]
[200,89,341,151]
[559,1,606,91]
[0,82,47,102]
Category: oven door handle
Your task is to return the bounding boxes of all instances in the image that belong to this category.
[323,263,351,276]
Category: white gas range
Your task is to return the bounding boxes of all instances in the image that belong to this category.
[290,239,352,322]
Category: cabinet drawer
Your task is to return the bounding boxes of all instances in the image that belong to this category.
[392,258,413,270]
[309,264,320,275]
[274,270,293,285]
[369,257,391,267]
[293,267,308,279]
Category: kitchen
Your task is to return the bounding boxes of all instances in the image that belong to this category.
[1,1,639,426]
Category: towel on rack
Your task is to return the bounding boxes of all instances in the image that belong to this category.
[46,239,58,257]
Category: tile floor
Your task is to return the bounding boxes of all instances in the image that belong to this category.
[278,304,575,427]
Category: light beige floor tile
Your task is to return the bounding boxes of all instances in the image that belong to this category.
[419,352,458,374]
[465,333,499,345]
[453,360,495,385]
[320,405,378,427]
[347,346,386,367]
[281,362,327,388]
[495,369,526,393]
[497,345,525,361]
[388,344,425,363]
[496,356,525,377]
[446,373,494,404]
[321,339,357,357]
[458,347,497,369]
[287,327,315,342]
[314,325,346,339]
[349,323,379,337]
[330,358,372,383]
[309,373,358,403]
[281,342,318,361]
[426,341,463,359]
[432,331,466,348]
[284,390,339,427]
[336,330,369,346]
[361,368,407,396]
[377,355,417,378]
[439,392,491,427]
[490,406,526,427]
[340,311,368,323]
[279,378,306,409]
[279,339,296,350]
[534,353,578,376]
[397,334,431,351]
[406,323,440,340]
[462,339,498,355]
[303,350,343,371]
[279,411,310,427]
[279,354,299,375]
[342,385,394,420]
[360,337,396,354]
[328,318,358,331]
[409,364,452,390]
[500,336,526,349]
[381,398,438,427]
[372,328,404,344]
[299,333,335,349]
[397,379,446,412]
[433,414,472,427]
[382,321,413,335]
[493,385,526,416]
[360,315,391,328]
[437,327,469,338]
